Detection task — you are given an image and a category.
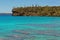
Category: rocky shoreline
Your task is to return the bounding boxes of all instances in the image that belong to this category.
[12,6,60,16]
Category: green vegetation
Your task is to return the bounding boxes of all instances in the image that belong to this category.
[12,6,60,16]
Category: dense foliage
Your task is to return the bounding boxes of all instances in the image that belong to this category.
[12,6,60,16]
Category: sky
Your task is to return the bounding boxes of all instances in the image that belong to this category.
[0,0,60,13]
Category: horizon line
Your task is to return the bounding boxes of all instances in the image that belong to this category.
[0,12,11,14]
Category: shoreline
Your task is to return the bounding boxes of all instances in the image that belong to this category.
[12,6,60,16]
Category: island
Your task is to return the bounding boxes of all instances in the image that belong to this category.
[12,6,60,16]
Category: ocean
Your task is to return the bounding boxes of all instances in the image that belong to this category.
[0,13,60,40]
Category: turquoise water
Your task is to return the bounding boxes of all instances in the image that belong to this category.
[0,14,60,40]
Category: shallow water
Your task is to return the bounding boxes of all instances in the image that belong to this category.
[0,14,60,40]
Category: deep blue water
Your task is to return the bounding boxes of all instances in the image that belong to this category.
[0,14,60,40]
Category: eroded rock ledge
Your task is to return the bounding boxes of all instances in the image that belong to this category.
[12,6,60,16]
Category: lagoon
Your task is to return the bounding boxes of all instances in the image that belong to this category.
[0,14,60,40]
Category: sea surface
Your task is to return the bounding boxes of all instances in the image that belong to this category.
[0,13,60,40]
